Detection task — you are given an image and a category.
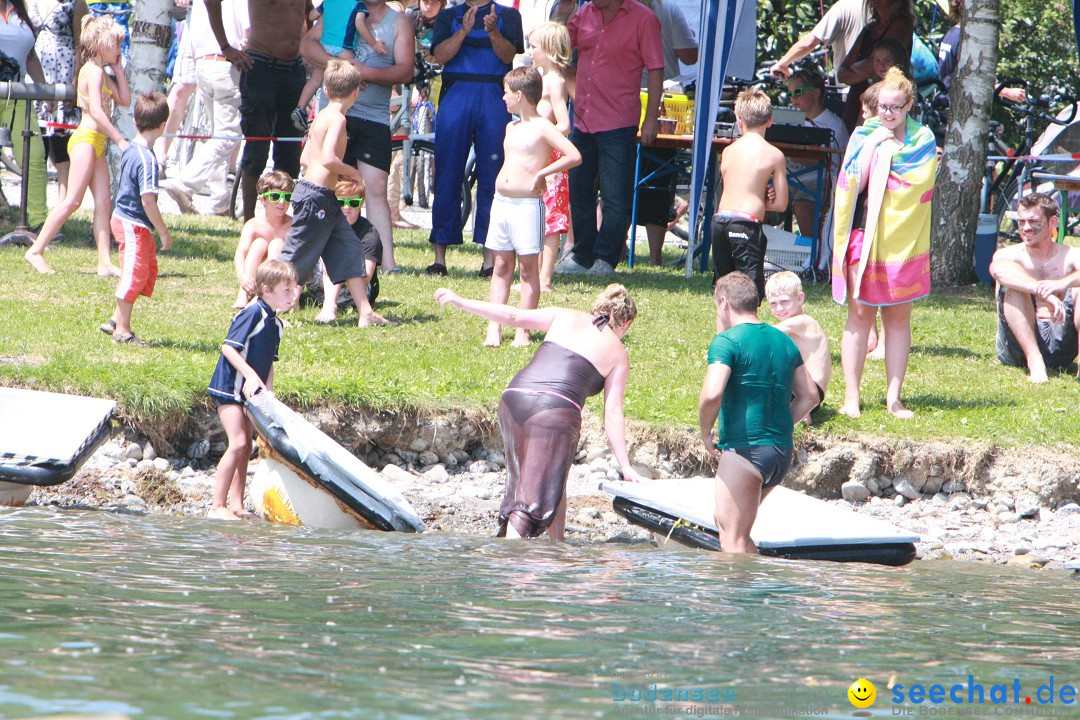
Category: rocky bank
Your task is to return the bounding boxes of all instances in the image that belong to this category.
[20,407,1080,573]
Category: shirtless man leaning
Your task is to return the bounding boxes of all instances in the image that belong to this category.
[990,193,1080,383]
[713,88,788,301]
[206,0,311,221]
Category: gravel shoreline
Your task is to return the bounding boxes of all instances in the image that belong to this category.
[22,434,1080,573]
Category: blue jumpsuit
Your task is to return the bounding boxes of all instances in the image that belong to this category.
[429,2,523,247]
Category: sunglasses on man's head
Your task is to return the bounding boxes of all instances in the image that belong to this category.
[338,197,364,209]
[260,191,292,203]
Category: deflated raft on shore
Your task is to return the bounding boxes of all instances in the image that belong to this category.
[0,387,117,506]
[245,393,424,533]
[602,477,918,566]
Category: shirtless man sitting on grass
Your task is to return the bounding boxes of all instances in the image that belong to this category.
[990,192,1080,383]
[712,88,788,302]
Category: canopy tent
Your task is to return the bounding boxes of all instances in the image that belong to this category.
[685,0,753,276]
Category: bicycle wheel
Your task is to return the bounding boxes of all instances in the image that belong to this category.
[228,140,245,219]
[461,154,475,229]
[993,177,1020,244]
[1,147,19,175]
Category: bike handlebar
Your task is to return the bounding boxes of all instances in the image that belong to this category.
[995,77,1078,125]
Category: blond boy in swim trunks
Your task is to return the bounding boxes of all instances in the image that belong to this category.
[485,66,580,347]
[233,171,295,309]
[766,271,831,422]
[712,88,788,301]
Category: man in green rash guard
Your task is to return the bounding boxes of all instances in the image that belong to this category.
[698,272,820,554]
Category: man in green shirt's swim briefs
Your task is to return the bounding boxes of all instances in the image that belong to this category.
[699,272,820,553]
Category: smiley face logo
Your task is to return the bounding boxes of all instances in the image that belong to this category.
[848,678,876,708]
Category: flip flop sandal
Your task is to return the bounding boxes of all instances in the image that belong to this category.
[99,319,116,335]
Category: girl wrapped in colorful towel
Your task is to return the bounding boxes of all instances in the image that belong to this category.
[832,66,937,420]
[434,284,644,539]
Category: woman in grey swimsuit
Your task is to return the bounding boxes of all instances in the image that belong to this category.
[435,284,644,540]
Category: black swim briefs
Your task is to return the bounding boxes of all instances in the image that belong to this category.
[730,445,794,489]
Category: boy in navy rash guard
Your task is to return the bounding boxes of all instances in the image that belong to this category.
[207,259,299,520]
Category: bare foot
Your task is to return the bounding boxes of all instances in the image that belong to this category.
[888,401,914,419]
[868,345,885,361]
[233,290,249,310]
[540,285,554,293]
[1028,371,1049,384]
[208,507,240,521]
[838,402,861,418]
[357,312,396,327]
[231,508,261,520]
[97,265,121,278]
[24,251,55,274]
[484,324,502,347]
[511,331,531,348]
[314,307,337,324]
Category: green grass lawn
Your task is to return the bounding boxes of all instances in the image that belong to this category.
[2,211,1078,448]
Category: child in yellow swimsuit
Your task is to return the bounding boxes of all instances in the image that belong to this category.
[25,14,130,276]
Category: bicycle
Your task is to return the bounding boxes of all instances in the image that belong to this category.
[389,57,475,229]
[980,79,1079,243]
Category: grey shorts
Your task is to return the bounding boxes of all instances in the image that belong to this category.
[278,179,368,285]
[995,286,1078,371]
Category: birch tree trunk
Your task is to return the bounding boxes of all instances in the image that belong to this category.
[929,0,1000,286]
[109,0,174,186]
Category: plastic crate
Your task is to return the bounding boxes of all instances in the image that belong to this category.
[663,95,694,134]
[763,226,812,272]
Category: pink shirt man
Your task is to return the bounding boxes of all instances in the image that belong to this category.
[568,0,664,134]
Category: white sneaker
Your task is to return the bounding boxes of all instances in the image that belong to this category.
[553,255,590,275]
[586,259,615,276]
[160,178,196,214]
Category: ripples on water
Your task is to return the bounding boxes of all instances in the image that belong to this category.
[1,507,1078,719]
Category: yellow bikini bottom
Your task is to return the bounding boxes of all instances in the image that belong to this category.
[67,126,107,158]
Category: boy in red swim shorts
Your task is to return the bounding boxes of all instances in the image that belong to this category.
[101,92,172,347]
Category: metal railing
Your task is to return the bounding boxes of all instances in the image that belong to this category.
[0,82,77,247]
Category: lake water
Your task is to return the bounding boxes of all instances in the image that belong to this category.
[2,507,1078,720]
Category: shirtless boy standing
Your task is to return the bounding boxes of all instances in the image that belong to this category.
[766,271,831,420]
[277,58,391,327]
[713,88,788,301]
[485,66,580,347]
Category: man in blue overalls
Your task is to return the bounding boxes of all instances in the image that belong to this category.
[425,0,523,275]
